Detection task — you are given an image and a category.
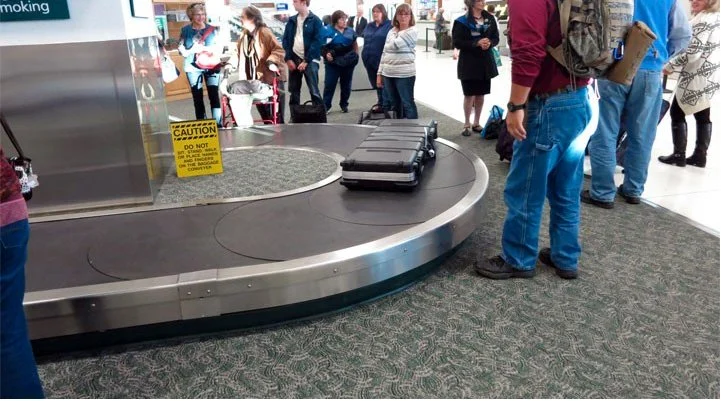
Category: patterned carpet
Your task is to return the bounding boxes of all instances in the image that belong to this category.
[156,148,339,204]
[36,90,720,398]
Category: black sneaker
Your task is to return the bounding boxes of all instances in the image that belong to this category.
[580,190,614,209]
[474,255,536,279]
[617,185,640,204]
[538,248,578,279]
[341,106,349,113]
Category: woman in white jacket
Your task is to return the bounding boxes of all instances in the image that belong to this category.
[659,0,720,168]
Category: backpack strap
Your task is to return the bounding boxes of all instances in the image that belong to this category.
[546,0,573,70]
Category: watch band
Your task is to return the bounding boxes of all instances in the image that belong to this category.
[507,102,527,113]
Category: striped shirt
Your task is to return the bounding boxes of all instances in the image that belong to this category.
[377,27,418,78]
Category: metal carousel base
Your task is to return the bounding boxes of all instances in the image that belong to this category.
[25,123,489,354]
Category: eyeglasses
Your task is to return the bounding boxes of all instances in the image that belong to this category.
[397,12,411,15]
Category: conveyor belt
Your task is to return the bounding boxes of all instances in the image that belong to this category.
[25,124,489,347]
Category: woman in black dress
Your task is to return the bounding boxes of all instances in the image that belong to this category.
[452,0,499,136]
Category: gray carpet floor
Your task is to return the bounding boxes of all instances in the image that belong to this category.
[37,88,720,398]
[156,148,338,204]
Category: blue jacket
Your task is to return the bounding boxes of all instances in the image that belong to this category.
[361,19,392,71]
[635,0,692,71]
[282,11,325,62]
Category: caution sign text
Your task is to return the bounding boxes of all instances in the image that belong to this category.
[170,119,223,178]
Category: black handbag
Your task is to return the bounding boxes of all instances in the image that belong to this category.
[290,100,327,123]
[1,112,38,201]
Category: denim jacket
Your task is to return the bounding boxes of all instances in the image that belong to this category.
[282,11,324,62]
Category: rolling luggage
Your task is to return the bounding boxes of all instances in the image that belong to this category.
[369,130,436,160]
[356,140,423,152]
[378,118,438,138]
[340,148,424,190]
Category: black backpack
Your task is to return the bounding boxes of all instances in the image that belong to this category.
[495,119,514,162]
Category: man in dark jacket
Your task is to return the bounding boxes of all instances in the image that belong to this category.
[282,0,325,106]
[348,5,368,38]
[475,0,593,280]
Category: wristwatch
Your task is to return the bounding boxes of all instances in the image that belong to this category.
[507,102,527,113]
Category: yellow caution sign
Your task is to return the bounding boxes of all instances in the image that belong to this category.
[170,119,223,178]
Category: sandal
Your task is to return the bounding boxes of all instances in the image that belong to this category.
[461,125,472,136]
[472,125,483,133]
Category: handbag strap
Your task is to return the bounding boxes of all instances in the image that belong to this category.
[198,25,216,44]
[0,112,27,159]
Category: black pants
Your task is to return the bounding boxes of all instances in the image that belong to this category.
[256,81,286,124]
[670,96,711,125]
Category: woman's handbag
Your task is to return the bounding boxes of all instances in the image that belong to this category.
[1,112,38,201]
[161,54,180,83]
[492,47,502,67]
[194,26,221,70]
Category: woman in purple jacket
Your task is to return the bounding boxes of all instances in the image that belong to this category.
[361,4,392,111]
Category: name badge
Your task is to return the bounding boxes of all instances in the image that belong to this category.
[471,31,481,37]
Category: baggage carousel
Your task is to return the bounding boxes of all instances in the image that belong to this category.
[25,123,488,353]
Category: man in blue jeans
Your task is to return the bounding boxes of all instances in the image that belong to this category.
[583,0,691,209]
[282,0,324,108]
[475,0,594,280]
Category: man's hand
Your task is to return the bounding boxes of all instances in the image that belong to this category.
[298,61,308,71]
[506,110,527,141]
[376,75,383,88]
[287,60,297,71]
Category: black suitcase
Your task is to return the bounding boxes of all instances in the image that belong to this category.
[369,130,436,159]
[378,118,438,138]
[340,148,424,190]
[357,139,423,152]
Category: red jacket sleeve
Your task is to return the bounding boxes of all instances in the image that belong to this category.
[508,0,551,87]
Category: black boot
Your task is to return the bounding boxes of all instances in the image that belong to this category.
[658,121,687,166]
[687,122,712,168]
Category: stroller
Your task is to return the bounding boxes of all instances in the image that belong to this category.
[220,62,281,127]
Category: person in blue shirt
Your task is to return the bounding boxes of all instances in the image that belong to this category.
[584,0,692,209]
[361,4,392,111]
[322,10,360,113]
[281,0,325,107]
[178,3,223,125]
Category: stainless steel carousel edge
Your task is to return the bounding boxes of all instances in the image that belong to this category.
[24,139,489,340]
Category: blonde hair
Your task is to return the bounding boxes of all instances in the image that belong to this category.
[705,0,719,13]
[186,2,206,20]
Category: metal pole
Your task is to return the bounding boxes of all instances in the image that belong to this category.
[425,27,430,52]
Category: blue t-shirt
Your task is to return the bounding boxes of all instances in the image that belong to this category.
[179,24,217,71]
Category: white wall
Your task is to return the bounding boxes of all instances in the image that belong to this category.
[121,0,160,40]
[0,0,158,46]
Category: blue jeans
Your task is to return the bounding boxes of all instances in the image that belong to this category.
[588,70,664,201]
[501,87,592,270]
[382,76,418,119]
[288,57,323,106]
[323,63,354,111]
[186,69,221,125]
[1,219,44,399]
[364,64,384,108]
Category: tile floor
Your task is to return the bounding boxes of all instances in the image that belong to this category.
[414,50,719,235]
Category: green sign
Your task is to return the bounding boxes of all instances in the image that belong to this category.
[0,0,70,22]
